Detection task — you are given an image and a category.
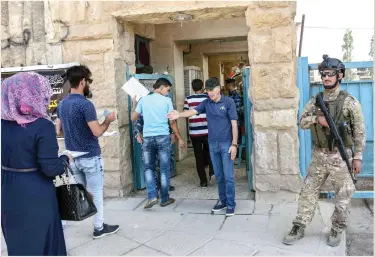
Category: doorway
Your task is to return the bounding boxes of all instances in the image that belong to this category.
[125,14,254,200]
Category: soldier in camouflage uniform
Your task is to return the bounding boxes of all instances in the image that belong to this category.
[283,55,366,247]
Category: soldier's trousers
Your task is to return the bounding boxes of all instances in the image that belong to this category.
[293,147,356,232]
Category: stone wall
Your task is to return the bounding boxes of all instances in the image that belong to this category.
[2,1,301,201]
[246,1,301,202]
[1,1,133,197]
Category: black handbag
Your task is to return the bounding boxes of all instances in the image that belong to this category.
[54,159,97,221]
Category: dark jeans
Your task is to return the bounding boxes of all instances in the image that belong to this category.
[190,135,214,184]
[209,141,236,209]
[155,151,175,190]
[142,135,172,203]
[141,142,174,194]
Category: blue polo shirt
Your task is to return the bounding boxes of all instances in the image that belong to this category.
[195,95,238,142]
[57,94,101,158]
[135,93,174,137]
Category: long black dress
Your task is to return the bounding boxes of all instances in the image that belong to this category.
[1,118,68,256]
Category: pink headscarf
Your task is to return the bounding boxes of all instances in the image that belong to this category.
[1,71,52,125]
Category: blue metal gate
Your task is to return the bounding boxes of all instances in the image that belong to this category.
[242,67,254,190]
[126,66,177,190]
[297,57,373,198]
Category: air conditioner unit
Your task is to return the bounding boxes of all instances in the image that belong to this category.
[184,66,203,97]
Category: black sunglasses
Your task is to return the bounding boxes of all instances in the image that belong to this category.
[320,70,337,77]
[85,78,93,84]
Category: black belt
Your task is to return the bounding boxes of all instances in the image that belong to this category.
[1,166,38,172]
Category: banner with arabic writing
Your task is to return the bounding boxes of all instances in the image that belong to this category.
[1,69,70,124]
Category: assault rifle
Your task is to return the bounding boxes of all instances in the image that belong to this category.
[315,93,357,184]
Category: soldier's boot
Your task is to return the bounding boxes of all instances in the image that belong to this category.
[283,224,305,245]
[327,228,343,247]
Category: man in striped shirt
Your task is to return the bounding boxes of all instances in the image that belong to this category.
[184,79,214,188]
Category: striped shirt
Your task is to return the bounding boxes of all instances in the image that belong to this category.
[183,93,209,137]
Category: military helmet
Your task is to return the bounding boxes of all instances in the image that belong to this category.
[318,54,346,78]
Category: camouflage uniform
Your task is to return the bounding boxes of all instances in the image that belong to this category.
[294,87,366,232]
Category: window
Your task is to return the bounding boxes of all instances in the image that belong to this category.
[135,35,151,69]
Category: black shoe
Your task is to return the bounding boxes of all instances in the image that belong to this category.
[226,208,235,216]
[93,223,120,239]
[169,185,175,191]
[160,197,175,207]
[212,203,227,212]
[144,198,158,209]
[200,182,208,188]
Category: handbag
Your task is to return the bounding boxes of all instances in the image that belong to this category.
[54,159,97,221]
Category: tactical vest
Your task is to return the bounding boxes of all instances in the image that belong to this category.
[311,90,354,149]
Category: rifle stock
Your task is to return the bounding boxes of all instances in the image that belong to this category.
[315,93,357,184]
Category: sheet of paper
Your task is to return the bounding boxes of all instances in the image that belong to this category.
[121,77,149,102]
[59,150,89,158]
[102,131,119,137]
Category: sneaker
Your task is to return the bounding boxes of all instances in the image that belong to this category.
[144,198,158,209]
[283,224,305,245]
[212,203,227,212]
[160,197,175,207]
[327,228,342,247]
[200,182,208,188]
[226,208,235,216]
[93,223,120,239]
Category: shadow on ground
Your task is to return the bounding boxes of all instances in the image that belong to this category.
[130,149,255,200]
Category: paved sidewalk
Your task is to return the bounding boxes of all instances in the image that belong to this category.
[0,197,346,256]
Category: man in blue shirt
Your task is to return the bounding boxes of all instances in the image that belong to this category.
[167,77,238,216]
[56,65,119,239]
[133,106,183,192]
[131,78,183,209]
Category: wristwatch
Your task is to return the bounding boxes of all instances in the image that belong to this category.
[232,143,238,148]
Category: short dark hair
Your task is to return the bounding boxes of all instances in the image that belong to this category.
[153,78,172,89]
[191,79,203,91]
[225,78,235,84]
[66,65,92,88]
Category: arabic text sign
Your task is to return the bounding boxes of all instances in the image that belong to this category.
[1,69,70,124]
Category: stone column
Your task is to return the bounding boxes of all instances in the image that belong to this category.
[112,20,136,196]
[1,1,11,67]
[6,1,26,67]
[173,43,188,160]
[246,1,302,203]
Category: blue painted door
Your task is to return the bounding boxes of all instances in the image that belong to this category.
[126,69,177,190]
[297,57,374,198]
[242,67,254,190]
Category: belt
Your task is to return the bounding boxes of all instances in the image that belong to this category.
[1,166,38,172]
[317,147,351,154]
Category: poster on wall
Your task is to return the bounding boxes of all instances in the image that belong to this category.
[1,63,79,125]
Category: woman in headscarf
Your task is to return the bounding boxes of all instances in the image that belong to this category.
[1,72,71,256]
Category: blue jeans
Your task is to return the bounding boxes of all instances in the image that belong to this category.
[209,141,236,209]
[142,135,172,203]
[141,146,175,191]
[70,155,104,230]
